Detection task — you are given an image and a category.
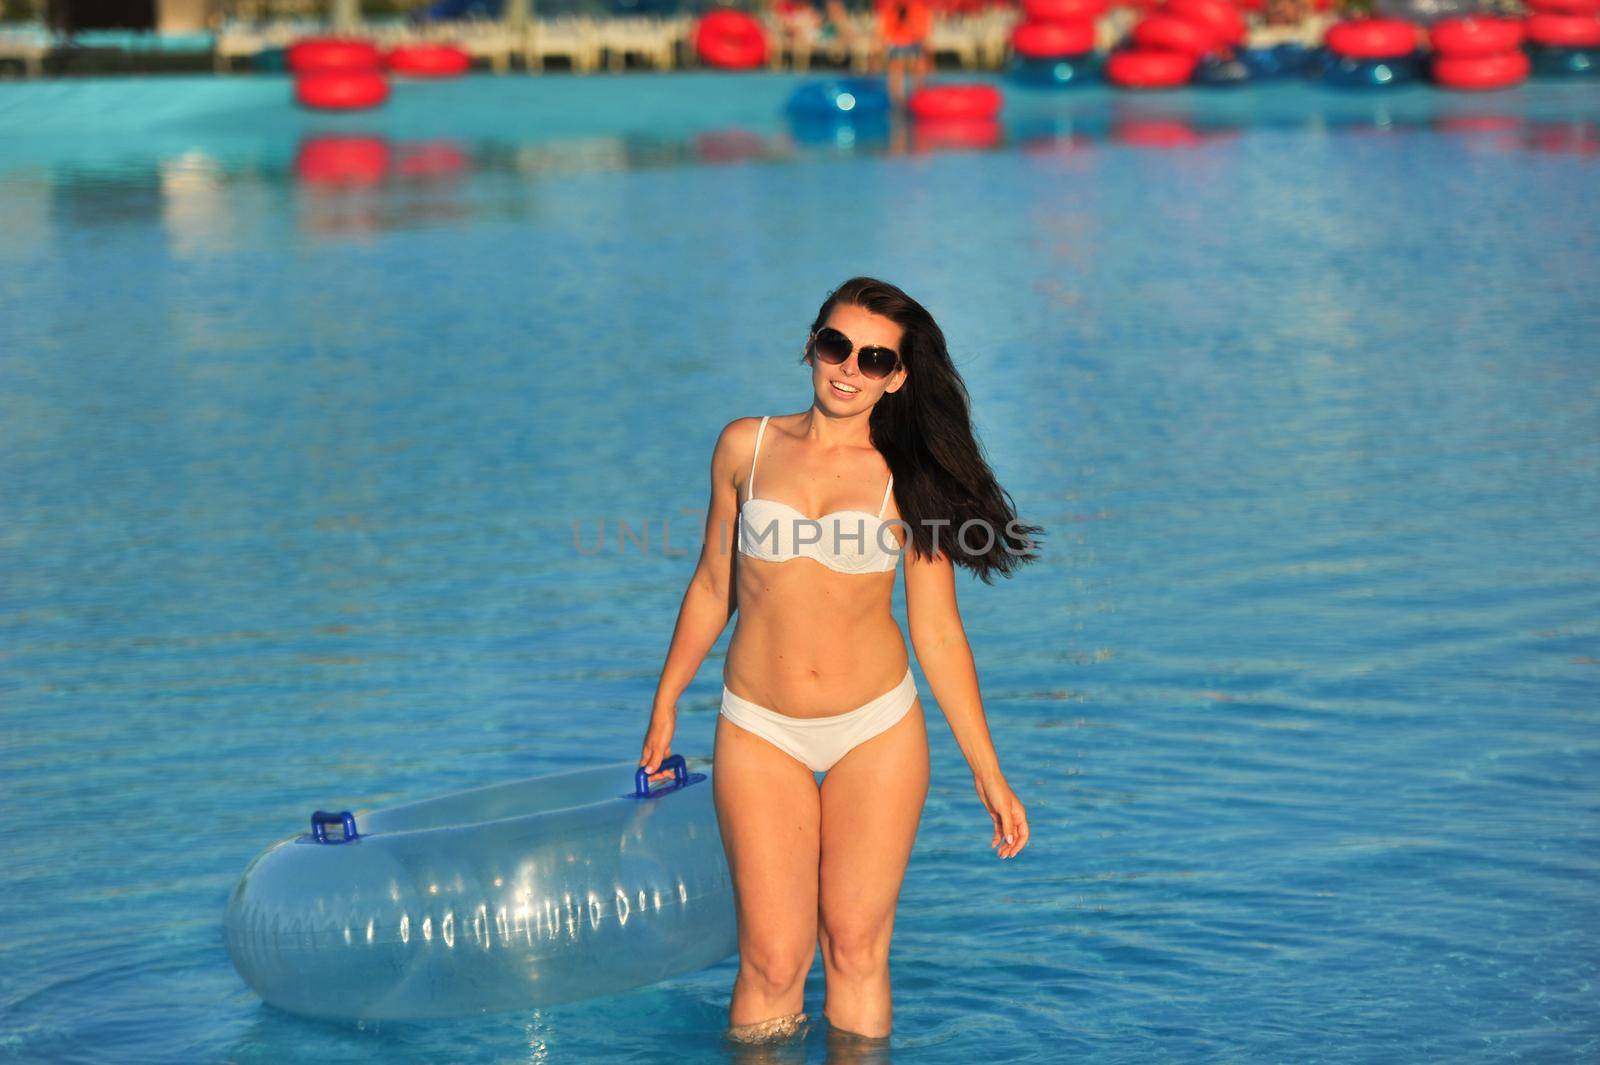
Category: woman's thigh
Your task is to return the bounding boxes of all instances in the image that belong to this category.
[714,713,824,965]
[817,698,930,952]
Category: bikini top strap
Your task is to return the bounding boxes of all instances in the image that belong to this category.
[748,415,769,500]
[878,472,894,519]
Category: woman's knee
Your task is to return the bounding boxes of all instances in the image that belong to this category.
[738,941,815,997]
[817,920,890,980]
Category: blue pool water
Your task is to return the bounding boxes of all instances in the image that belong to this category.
[1,72,1598,1062]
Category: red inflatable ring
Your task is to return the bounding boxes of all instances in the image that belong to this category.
[1022,0,1108,19]
[907,84,1003,121]
[294,71,390,111]
[288,37,382,75]
[1325,18,1421,60]
[1525,13,1600,48]
[1162,0,1247,46]
[1432,49,1531,90]
[1527,0,1600,13]
[1106,48,1197,87]
[1013,19,1097,58]
[1429,17,1524,57]
[1132,13,1221,56]
[694,10,768,69]
[385,44,471,78]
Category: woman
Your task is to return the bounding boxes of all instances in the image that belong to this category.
[638,277,1040,1046]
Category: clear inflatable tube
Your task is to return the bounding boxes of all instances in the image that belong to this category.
[223,756,736,1020]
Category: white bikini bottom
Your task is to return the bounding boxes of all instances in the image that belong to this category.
[719,668,919,774]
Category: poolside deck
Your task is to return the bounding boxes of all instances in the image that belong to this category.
[1,9,1336,79]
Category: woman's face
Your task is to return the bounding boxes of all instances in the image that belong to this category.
[806,304,907,414]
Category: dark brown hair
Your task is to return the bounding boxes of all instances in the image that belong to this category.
[802,276,1043,582]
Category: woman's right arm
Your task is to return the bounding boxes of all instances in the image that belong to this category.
[639,417,750,779]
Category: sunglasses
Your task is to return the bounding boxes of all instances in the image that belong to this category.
[809,326,901,381]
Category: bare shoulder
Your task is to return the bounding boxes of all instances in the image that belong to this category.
[710,416,766,477]
[714,415,764,454]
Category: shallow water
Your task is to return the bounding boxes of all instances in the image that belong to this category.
[1,72,1598,1063]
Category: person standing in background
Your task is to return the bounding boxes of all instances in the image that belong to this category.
[874,0,933,110]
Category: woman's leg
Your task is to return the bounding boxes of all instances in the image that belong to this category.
[816,697,930,1039]
[714,711,823,1036]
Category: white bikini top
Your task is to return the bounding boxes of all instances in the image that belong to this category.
[738,415,902,575]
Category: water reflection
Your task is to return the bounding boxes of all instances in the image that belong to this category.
[291,135,475,236]
[1110,115,1241,150]
[296,135,392,188]
[161,150,237,258]
[1,92,1595,247]
[907,116,1005,152]
[1522,119,1600,154]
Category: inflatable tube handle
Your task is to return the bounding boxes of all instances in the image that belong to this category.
[634,754,688,798]
[311,809,360,844]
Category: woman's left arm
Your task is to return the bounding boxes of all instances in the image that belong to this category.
[905,545,1030,860]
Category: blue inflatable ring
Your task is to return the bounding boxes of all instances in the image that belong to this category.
[1009,53,1103,87]
[1317,50,1423,89]
[1193,54,1253,86]
[1527,44,1598,78]
[784,76,893,118]
[223,756,735,1020]
[1236,42,1314,80]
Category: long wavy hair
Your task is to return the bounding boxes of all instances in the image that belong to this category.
[801,276,1043,583]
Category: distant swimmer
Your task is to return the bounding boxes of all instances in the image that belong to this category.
[875,0,934,109]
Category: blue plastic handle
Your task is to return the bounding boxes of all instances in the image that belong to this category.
[634,754,688,798]
[310,809,360,844]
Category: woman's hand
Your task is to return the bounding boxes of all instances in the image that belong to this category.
[975,770,1029,860]
[639,705,678,784]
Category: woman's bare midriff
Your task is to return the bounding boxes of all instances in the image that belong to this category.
[724,556,909,719]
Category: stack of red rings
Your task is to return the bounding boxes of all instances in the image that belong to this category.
[1010,0,1105,62]
[289,38,389,111]
[1428,17,1529,91]
[1106,0,1246,89]
[1523,0,1600,78]
[1526,0,1600,48]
